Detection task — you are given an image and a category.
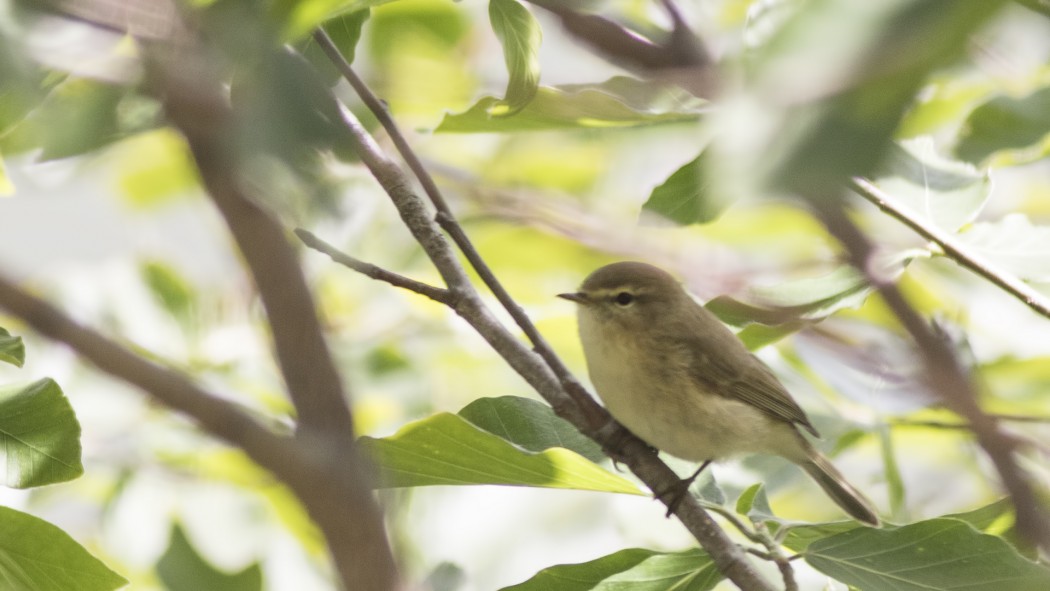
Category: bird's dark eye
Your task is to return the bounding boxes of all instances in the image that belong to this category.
[614,292,634,306]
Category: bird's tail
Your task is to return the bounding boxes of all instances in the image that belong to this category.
[801,452,881,526]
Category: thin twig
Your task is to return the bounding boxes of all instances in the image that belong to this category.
[295,228,453,304]
[814,201,1050,551]
[850,177,1050,321]
[701,503,765,544]
[702,502,797,591]
[524,0,717,98]
[891,414,1050,430]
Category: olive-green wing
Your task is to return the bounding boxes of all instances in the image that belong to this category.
[678,337,819,437]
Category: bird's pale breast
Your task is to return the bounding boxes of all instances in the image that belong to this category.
[578,311,806,462]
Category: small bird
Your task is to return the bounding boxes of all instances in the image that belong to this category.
[559,261,880,526]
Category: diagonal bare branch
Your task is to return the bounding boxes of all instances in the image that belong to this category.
[295,228,454,305]
[0,274,293,473]
[143,42,399,590]
[145,49,353,442]
[814,200,1050,551]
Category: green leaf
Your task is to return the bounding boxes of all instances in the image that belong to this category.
[458,396,604,463]
[0,327,25,367]
[955,85,1050,164]
[358,412,642,494]
[141,261,196,320]
[748,265,870,310]
[804,518,1050,591]
[877,425,906,518]
[501,547,722,591]
[298,10,371,86]
[692,470,726,505]
[0,156,13,195]
[705,264,883,327]
[943,498,1012,533]
[871,138,991,231]
[115,130,199,208]
[275,0,389,41]
[0,506,127,590]
[0,378,83,488]
[488,0,542,116]
[781,520,862,552]
[156,523,262,591]
[436,79,703,132]
[957,214,1050,282]
[735,483,777,521]
[367,0,470,62]
[3,78,129,161]
[642,151,734,225]
[738,0,1006,198]
[735,320,810,351]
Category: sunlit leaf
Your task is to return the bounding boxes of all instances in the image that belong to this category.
[735,483,777,521]
[642,151,734,225]
[276,0,389,40]
[957,214,1050,282]
[955,85,1050,164]
[115,130,198,207]
[736,321,810,351]
[488,0,541,116]
[943,498,1012,533]
[437,80,703,132]
[359,412,642,494]
[0,379,83,488]
[368,0,470,62]
[0,157,13,195]
[141,261,196,320]
[425,562,466,591]
[459,396,604,463]
[0,327,25,367]
[978,355,1050,411]
[805,518,1050,591]
[156,523,262,591]
[501,547,722,591]
[897,77,995,138]
[870,138,991,231]
[0,506,127,590]
[781,520,862,552]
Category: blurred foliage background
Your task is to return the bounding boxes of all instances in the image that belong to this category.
[1,0,1050,589]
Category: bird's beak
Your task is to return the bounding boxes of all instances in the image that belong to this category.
[558,292,590,305]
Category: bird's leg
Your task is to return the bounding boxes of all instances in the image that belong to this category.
[656,459,712,517]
